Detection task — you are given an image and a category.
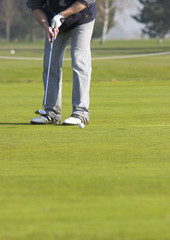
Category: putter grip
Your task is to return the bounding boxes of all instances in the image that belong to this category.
[51,28,54,42]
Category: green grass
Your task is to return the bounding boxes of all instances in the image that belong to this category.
[0,39,170,240]
[1,54,170,83]
[1,38,170,58]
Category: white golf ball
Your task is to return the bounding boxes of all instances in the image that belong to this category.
[79,123,85,129]
[10,50,15,55]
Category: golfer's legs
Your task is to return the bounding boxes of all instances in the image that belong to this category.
[43,33,70,120]
[71,20,95,120]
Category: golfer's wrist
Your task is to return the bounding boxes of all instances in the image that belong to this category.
[59,12,67,18]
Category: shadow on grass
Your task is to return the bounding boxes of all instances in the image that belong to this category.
[0,122,65,126]
[0,123,31,125]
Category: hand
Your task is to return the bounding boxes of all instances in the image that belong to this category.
[45,26,59,43]
[51,13,65,29]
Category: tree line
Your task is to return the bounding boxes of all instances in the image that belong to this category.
[0,0,169,42]
[0,0,114,42]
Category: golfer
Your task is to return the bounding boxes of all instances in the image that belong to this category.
[26,0,96,125]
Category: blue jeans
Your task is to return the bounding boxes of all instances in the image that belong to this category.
[43,20,95,121]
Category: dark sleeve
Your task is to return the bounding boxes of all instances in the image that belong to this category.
[26,0,44,10]
[77,0,96,6]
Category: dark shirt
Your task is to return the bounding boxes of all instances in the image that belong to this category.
[26,0,96,32]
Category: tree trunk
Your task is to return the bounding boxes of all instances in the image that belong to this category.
[100,0,109,44]
[6,18,11,42]
[5,0,12,42]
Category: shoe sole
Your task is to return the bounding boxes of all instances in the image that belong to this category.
[31,121,61,125]
[62,121,89,126]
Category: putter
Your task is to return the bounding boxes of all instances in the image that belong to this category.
[35,109,46,115]
[35,29,55,115]
[43,28,55,106]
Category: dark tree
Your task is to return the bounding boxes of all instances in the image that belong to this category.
[0,0,44,41]
[134,0,170,38]
[0,0,18,41]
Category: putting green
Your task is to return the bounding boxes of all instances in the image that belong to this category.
[0,39,170,239]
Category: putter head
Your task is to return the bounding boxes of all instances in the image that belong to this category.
[35,109,46,115]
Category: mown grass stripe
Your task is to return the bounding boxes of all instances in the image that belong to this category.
[0,51,170,61]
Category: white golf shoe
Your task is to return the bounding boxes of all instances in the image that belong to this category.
[31,115,60,124]
[63,114,89,125]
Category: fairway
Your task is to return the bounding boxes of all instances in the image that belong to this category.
[0,40,170,240]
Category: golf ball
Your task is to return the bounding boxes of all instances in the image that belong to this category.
[79,123,85,128]
[10,50,15,55]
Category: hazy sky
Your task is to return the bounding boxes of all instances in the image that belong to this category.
[107,0,144,39]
